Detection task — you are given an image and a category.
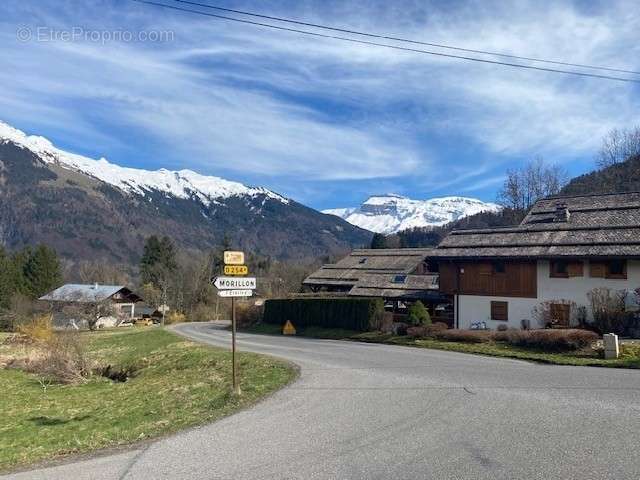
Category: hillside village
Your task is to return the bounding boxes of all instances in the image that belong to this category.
[2,2,640,477]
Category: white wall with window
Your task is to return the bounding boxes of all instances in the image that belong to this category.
[455,259,640,329]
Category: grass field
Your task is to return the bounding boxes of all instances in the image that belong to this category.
[0,327,296,472]
[241,323,640,369]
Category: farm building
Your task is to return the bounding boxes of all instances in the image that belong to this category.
[39,284,143,328]
[431,192,640,330]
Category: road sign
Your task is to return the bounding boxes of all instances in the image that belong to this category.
[213,276,256,290]
[282,320,296,335]
[218,289,253,298]
[224,265,248,276]
[224,251,245,265]
[157,304,170,314]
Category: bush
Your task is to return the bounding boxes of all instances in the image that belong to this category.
[434,329,494,343]
[17,314,53,342]
[263,298,384,332]
[17,331,92,384]
[588,287,627,334]
[407,301,431,326]
[500,329,598,352]
[407,322,448,338]
[497,324,509,332]
[165,312,187,325]
[235,303,263,328]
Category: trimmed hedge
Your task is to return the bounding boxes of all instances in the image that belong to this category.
[263,298,384,332]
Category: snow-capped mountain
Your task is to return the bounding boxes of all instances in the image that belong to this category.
[0,121,287,205]
[324,194,501,234]
[0,121,370,262]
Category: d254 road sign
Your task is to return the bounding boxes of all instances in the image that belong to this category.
[213,276,256,290]
[224,251,245,265]
[224,265,248,276]
[218,289,253,298]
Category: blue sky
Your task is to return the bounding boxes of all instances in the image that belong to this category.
[1,0,639,210]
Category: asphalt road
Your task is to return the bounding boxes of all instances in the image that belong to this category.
[6,322,640,479]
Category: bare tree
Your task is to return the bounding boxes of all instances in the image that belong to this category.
[597,127,640,169]
[497,158,568,211]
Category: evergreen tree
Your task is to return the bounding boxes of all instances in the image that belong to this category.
[370,233,387,249]
[140,235,177,287]
[0,247,14,309]
[22,244,62,298]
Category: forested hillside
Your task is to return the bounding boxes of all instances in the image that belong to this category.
[561,154,640,196]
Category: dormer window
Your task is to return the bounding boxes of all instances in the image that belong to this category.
[359,258,367,264]
[392,274,407,284]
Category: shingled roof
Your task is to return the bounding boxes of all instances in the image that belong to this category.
[432,192,640,259]
[303,248,442,299]
[39,284,142,303]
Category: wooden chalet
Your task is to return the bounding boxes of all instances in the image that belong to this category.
[303,249,450,318]
[430,192,640,329]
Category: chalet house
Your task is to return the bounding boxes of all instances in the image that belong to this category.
[431,192,640,329]
[39,284,143,327]
[303,248,451,321]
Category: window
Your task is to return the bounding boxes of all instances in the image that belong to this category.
[358,258,367,264]
[606,260,627,279]
[550,261,569,278]
[493,261,506,274]
[490,301,508,321]
[392,274,407,284]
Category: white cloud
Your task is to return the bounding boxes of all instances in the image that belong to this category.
[0,0,639,198]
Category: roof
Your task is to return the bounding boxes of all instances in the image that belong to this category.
[433,192,640,259]
[303,248,435,288]
[39,284,142,303]
[349,273,442,300]
[303,248,442,300]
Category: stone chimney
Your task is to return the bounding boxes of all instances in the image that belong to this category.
[553,202,570,223]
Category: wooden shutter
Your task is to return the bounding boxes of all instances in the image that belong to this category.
[550,303,570,327]
[567,262,584,277]
[589,262,605,278]
[490,301,508,321]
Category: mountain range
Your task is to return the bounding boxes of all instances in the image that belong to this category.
[323,194,501,234]
[0,121,371,263]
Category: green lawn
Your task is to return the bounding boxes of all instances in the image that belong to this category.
[242,323,640,369]
[0,327,296,472]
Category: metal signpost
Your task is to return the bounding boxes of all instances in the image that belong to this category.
[211,252,254,396]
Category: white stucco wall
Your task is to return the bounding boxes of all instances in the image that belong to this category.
[537,260,640,321]
[456,260,640,329]
[456,295,539,329]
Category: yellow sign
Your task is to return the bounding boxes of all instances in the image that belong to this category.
[282,320,296,335]
[224,251,245,265]
[224,265,248,276]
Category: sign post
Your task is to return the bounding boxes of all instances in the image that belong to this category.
[212,252,254,396]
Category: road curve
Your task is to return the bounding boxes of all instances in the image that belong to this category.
[6,322,640,480]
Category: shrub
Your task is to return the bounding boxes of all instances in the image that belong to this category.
[434,329,493,343]
[406,326,427,338]
[407,322,448,338]
[19,331,92,384]
[588,287,627,334]
[499,329,598,352]
[392,322,408,336]
[235,303,263,328]
[497,324,509,332]
[263,298,384,332]
[407,301,431,326]
[165,312,187,325]
[17,314,53,342]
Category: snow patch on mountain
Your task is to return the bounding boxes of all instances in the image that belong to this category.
[0,121,288,205]
[324,194,501,234]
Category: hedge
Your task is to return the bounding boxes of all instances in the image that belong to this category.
[263,297,384,332]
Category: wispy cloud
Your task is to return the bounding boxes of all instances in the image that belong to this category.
[0,0,638,208]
